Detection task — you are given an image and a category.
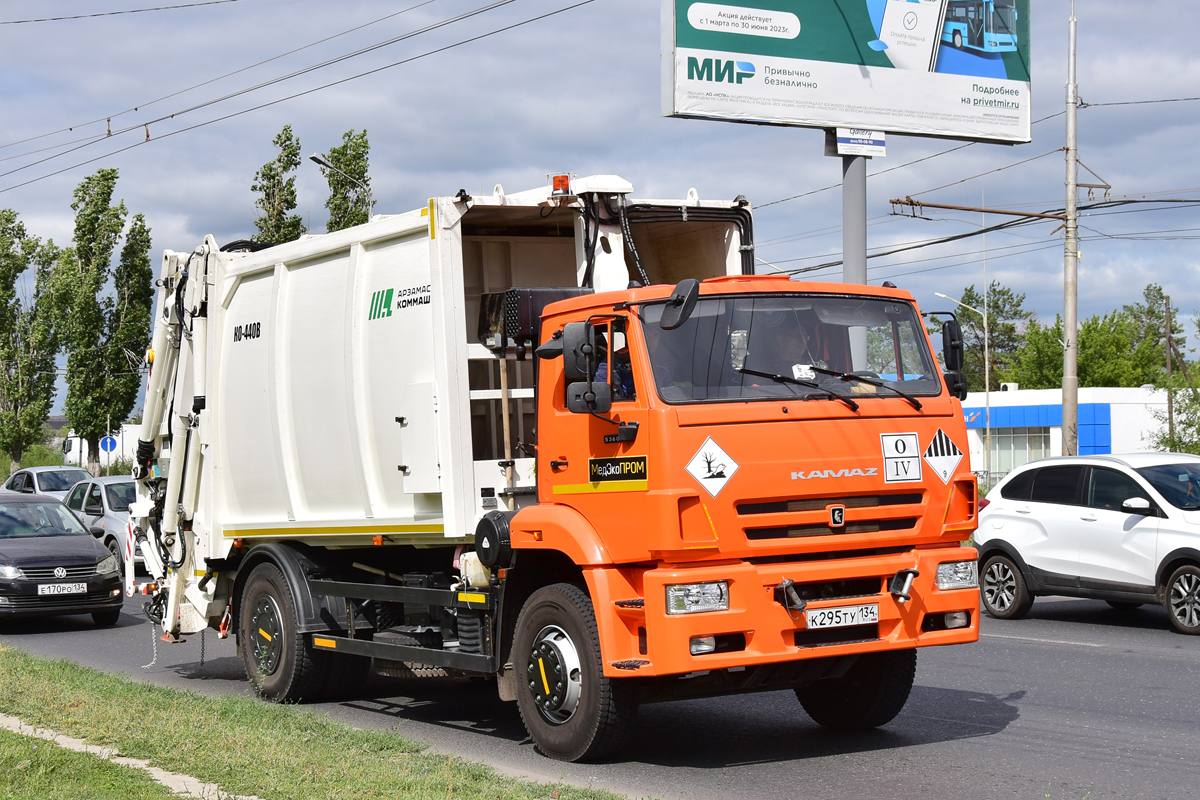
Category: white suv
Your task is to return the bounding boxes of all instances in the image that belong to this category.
[976,453,1200,634]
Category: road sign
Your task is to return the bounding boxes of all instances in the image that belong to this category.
[100,436,117,453]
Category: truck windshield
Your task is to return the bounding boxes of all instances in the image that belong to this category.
[640,294,942,404]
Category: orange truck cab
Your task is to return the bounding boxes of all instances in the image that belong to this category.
[471,274,979,760]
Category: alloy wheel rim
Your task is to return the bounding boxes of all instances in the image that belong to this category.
[250,594,284,676]
[526,624,583,725]
[1170,573,1200,629]
[983,561,1016,612]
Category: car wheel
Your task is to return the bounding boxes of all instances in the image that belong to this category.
[980,554,1034,620]
[92,609,121,627]
[106,540,124,580]
[1106,601,1142,611]
[1165,565,1200,635]
[238,563,329,701]
[796,649,917,730]
[513,583,638,762]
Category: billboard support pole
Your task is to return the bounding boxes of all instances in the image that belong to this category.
[843,153,868,364]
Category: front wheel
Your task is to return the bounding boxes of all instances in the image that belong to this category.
[512,583,638,762]
[980,554,1034,620]
[238,563,329,701]
[1165,565,1200,635]
[796,649,917,730]
[953,30,963,48]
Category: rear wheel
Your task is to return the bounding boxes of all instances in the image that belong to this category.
[513,583,638,762]
[1165,565,1200,635]
[980,554,1034,620]
[953,30,963,48]
[238,563,329,701]
[796,649,917,730]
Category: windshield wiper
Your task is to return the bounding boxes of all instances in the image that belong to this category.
[737,367,860,412]
[807,366,923,411]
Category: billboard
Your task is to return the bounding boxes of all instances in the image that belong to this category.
[662,0,1032,143]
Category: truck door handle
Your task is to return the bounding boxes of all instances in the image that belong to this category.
[550,459,569,470]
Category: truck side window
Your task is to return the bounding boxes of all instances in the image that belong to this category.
[593,319,636,402]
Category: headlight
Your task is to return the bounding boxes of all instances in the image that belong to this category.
[666,582,729,615]
[0,564,23,579]
[96,555,119,575]
[936,561,979,590]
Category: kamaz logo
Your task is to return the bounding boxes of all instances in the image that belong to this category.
[792,468,879,480]
[688,57,756,84]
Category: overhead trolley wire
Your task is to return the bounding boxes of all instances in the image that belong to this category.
[0,0,600,195]
[0,0,522,182]
[0,0,244,25]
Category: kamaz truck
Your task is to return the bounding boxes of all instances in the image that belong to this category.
[128,174,980,762]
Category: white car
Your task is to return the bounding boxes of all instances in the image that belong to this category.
[0,467,94,500]
[976,453,1200,634]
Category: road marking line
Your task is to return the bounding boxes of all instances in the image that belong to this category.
[0,712,265,800]
[981,633,1105,648]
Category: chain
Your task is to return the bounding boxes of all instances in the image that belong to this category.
[199,630,205,668]
[141,623,158,669]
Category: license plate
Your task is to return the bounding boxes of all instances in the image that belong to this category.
[37,583,87,596]
[805,603,879,630]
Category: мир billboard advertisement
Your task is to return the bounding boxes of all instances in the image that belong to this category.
[662,0,1032,143]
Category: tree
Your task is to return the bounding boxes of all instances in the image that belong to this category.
[252,125,305,243]
[1122,283,1187,364]
[955,282,1031,392]
[319,129,373,232]
[52,169,154,475]
[0,211,60,474]
[1004,316,1063,390]
[1146,374,1200,454]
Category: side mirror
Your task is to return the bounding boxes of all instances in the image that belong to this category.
[562,322,596,381]
[1121,496,1152,515]
[85,503,103,516]
[942,319,964,373]
[19,484,33,494]
[659,278,700,331]
[567,381,612,414]
[945,371,969,401]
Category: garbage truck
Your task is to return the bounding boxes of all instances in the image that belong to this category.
[128,174,980,762]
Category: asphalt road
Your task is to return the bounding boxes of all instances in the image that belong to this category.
[2,596,1197,800]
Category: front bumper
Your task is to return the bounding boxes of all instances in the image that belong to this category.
[0,574,123,618]
[587,546,979,678]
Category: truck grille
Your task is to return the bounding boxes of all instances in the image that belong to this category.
[795,624,879,648]
[788,578,881,602]
[20,565,96,580]
[746,518,918,540]
[738,493,922,515]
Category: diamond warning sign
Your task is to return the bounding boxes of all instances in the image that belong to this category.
[685,437,739,497]
[924,429,964,484]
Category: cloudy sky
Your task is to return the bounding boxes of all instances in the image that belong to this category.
[3,0,1199,380]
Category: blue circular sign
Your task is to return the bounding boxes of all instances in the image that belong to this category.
[100,436,117,453]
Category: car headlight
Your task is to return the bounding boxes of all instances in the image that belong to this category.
[666,582,729,615]
[936,561,979,590]
[96,555,119,575]
[0,564,24,579]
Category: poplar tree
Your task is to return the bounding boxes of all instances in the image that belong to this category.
[319,129,373,232]
[252,125,305,243]
[52,169,154,474]
[0,211,60,474]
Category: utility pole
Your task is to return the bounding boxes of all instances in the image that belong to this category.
[1166,295,1175,449]
[982,190,991,485]
[1062,0,1080,456]
[843,154,868,365]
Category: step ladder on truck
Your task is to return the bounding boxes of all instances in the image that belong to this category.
[128,174,980,762]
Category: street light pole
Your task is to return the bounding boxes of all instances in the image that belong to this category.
[1062,0,1080,455]
[937,292,989,481]
[309,153,373,221]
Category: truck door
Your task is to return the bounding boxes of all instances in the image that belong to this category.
[539,316,652,528]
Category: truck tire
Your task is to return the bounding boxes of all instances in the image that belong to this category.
[512,583,638,762]
[980,554,1034,619]
[238,563,328,701]
[795,648,917,730]
[1165,564,1200,635]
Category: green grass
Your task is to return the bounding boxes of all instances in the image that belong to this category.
[0,727,180,800]
[0,646,628,800]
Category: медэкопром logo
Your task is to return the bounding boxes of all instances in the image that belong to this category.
[688,57,756,84]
